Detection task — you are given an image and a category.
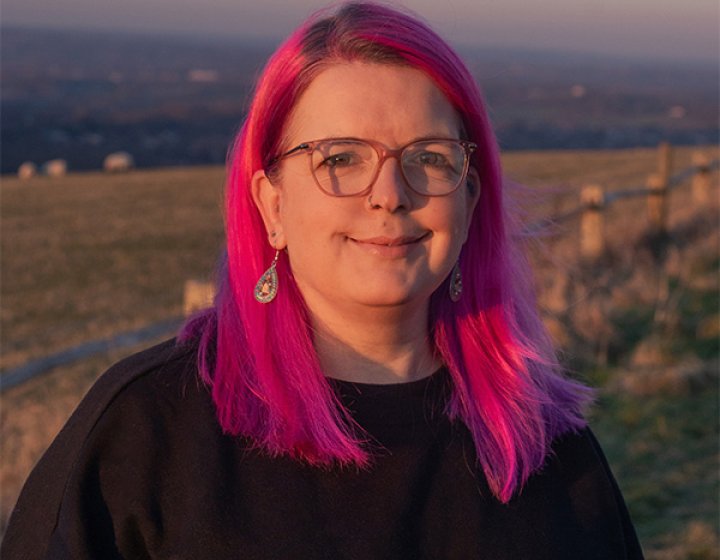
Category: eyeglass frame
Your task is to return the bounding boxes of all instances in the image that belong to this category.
[266,137,478,197]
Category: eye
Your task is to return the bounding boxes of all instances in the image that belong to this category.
[404,141,465,177]
[320,152,357,168]
[415,151,450,168]
[312,141,372,171]
[406,150,452,170]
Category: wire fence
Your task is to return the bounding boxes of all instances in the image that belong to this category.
[527,144,718,261]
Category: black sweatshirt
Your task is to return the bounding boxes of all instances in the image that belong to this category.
[3,339,644,559]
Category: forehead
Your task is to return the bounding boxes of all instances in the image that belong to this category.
[284,62,461,146]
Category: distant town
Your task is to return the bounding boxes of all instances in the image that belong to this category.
[2,26,718,175]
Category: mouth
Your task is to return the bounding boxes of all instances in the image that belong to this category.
[350,232,430,246]
[347,232,430,257]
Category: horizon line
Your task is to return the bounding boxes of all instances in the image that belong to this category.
[3,21,717,67]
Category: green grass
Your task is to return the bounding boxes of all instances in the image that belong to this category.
[589,371,719,558]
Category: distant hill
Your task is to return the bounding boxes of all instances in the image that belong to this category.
[2,26,718,174]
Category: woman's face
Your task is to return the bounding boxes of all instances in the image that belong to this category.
[253,62,479,317]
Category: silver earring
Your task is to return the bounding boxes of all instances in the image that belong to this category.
[254,250,280,303]
[449,261,463,302]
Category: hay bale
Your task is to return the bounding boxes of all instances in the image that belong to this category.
[103,151,135,173]
[17,162,38,180]
[41,159,67,177]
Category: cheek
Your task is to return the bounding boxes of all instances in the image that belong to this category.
[278,183,316,235]
[421,202,470,274]
[436,194,473,241]
[278,187,349,247]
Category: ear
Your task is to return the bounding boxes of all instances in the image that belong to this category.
[251,169,287,249]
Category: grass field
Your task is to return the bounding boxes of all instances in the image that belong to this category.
[2,146,718,557]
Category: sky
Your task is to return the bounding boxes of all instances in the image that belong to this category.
[2,0,718,62]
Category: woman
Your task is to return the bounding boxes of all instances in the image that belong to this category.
[3,3,643,558]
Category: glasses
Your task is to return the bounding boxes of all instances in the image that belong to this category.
[269,137,477,197]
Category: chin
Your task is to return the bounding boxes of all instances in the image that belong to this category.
[346,284,435,309]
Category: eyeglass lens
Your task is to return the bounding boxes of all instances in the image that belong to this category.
[309,140,467,196]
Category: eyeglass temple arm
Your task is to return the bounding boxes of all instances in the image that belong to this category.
[267,143,311,168]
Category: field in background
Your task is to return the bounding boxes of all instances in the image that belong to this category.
[1,165,225,370]
[2,146,718,558]
[5,26,717,174]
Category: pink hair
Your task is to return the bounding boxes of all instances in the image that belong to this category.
[181,1,591,502]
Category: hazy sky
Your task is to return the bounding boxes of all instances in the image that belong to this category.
[3,0,718,62]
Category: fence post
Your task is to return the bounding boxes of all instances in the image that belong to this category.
[692,152,712,204]
[646,173,668,236]
[658,141,673,187]
[183,279,215,316]
[580,184,605,259]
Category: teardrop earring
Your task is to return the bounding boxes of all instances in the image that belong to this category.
[449,261,463,302]
[254,250,280,303]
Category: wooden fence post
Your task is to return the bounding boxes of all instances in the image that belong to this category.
[580,184,605,260]
[692,152,712,204]
[646,173,668,236]
[183,279,215,316]
[658,141,673,187]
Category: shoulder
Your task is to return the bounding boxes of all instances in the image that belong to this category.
[539,426,622,501]
[41,336,201,451]
[84,337,199,405]
[548,427,611,472]
[517,427,644,559]
[52,336,209,465]
[45,338,205,450]
[1,338,208,558]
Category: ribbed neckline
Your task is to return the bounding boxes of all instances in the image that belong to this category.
[328,367,451,431]
[329,366,448,392]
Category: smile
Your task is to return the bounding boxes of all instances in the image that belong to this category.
[348,232,430,257]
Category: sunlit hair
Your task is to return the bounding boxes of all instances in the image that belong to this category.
[181,1,592,503]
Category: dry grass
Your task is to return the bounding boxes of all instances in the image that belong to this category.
[1,166,225,369]
[1,341,162,527]
[1,146,718,554]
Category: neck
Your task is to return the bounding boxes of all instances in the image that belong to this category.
[307,298,441,385]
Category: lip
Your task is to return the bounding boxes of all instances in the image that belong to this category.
[348,232,430,258]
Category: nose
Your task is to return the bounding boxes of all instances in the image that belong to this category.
[366,157,412,212]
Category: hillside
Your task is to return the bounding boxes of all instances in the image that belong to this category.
[3,26,718,173]
[1,146,718,557]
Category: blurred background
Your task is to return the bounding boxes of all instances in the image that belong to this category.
[2,0,718,172]
[2,1,718,558]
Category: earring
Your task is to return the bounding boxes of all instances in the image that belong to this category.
[449,261,463,302]
[254,250,280,303]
